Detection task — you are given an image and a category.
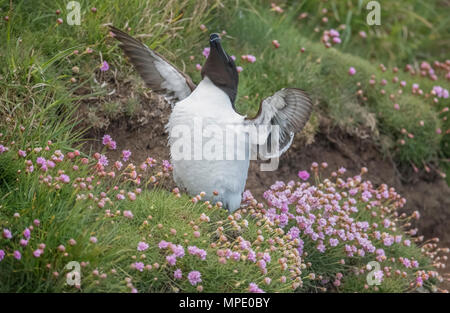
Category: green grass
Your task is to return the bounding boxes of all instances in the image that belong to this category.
[3,0,446,176]
[0,0,449,293]
[0,137,442,292]
[207,0,449,177]
[281,0,449,66]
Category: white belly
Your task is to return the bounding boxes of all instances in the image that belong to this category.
[166,77,249,211]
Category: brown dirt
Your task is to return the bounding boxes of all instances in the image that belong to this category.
[76,88,450,289]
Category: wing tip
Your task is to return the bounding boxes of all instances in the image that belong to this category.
[108,25,122,36]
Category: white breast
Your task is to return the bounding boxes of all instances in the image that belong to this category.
[166,77,249,212]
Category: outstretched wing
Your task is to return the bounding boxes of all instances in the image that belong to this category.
[245,88,312,159]
[109,26,196,106]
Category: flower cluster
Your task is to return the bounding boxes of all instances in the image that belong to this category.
[432,86,449,99]
[321,29,341,48]
[1,125,448,293]
[0,132,173,289]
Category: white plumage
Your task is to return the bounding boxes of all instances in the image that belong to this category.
[167,77,250,211]
[152,52,192,104]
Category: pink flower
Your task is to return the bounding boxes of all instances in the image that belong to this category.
[195,64,202,71]
[202,47,210,58]
[114,161,123,170]
[26,165,34,173]
[122,150,131,162]
[159,240,169,249]
[0,145,9,154]
[14,250,21,260]
[90,236,97,244]
[166,254,177,266]
[188,246,199,255]
[270,3,284,13]
[248,282,265,293]
[242,54,256,63]
[134,262,144,272]
[402,258,411,268]
[416,276,423,287]
[257,259,267,270]
[247,250,256,262]
[33,249,43,258]
[137,241,149,252]
[102,134,116,150]
[394,103,400,110]
[98,155,108,167]
[298,170,310,181]
[18,150,27,157]
[123,210,134,219]
[36,157,46,166]
[162,160,172,170]
[359,31,367,38]
[431,86,448,98]
[102,134,112,145]
[171,244,185,258]
[236,66,243,73]
[3,228,12,239]
[59,174,70,183]
[174,269,182,279]
[329,29,340,37]
[383,236,394,246]
[188,270,202,286]
[272,40,280,48]
[329,238,339,247]
[127,192,136,201]
[348,67,356,76]
[100,61,109,72]
[0,250,4,261]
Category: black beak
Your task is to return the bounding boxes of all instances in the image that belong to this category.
[210,33,221,43]
[209,33,229,63]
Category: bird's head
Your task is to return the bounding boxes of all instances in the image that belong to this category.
[201,34,239,106]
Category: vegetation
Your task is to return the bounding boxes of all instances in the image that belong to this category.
[0,0,448,292]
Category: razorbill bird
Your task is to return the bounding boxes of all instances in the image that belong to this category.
[110,27,312,212]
